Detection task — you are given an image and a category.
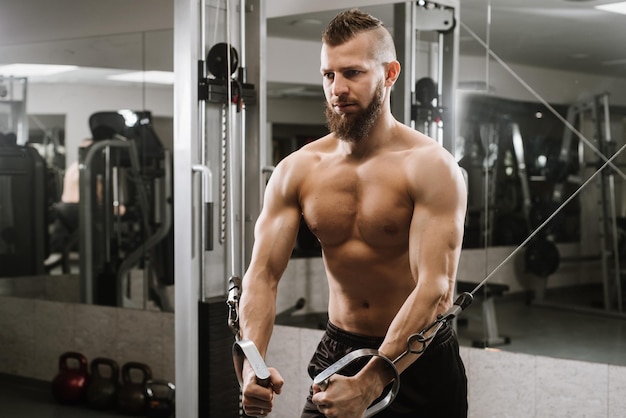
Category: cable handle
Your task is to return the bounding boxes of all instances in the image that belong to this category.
[312,348,400,418]
[227,276,272,389]
[233,339,271,388]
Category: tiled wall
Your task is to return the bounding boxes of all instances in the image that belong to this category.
[2,295,624,417]
[0,295,174,384]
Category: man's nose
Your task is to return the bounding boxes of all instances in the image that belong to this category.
[331,75,349,97]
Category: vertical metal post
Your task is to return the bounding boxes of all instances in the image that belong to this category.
[239,0,247,276]
[601,94,623,312]
[392,2,412,126]
[174,0,201,416]
[243,0,265,266]
[439,4,459,154]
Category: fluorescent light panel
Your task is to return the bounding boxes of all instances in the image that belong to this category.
[107,71,174,85]
[0,63,78,77]
[595,2,626,15]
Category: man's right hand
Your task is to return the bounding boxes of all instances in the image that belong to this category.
[241,363,284,416]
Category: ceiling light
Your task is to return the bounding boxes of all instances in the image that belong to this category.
[107,71,174,85]
[118,109,139,127]
[595,2,626,15]
[601,58,626,66]
[0,63,78,77]
[290,18,322,26]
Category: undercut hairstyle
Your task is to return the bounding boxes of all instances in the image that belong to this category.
[322,9,397,63]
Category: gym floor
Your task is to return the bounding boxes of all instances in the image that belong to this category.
[0,375,122,418]
[1,284,625,417]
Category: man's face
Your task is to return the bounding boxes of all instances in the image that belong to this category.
[320,33,387,142]
[325,81,384,143]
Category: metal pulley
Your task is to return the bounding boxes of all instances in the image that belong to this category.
[206,42,239,80]
[525,237,560,277]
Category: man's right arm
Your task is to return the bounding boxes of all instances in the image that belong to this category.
[239,157,303,355]
[237,157,303,414]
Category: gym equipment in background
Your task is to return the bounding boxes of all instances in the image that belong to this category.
[117,361,153,415]
[79,110,173,309]
[51,351,90,405]
[0,138,48,276]
[85,357,120,410]
[145,379,176,418]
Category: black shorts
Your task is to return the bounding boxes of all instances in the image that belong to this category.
[302,321,468,418]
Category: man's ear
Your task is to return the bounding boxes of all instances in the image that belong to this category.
[385,60,401,86]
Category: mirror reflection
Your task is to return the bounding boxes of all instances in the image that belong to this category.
[1,0,625,367]
[0,29,174,312]
[266,0,626,367]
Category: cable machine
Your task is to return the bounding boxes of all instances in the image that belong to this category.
[531,92,625,315]
[174,1,264,417]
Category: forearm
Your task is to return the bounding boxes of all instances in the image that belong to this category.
[239,275,278,358]
[383,281,447,370]
[356,281,448,397]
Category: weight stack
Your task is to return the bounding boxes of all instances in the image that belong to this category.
[198,297,242,417]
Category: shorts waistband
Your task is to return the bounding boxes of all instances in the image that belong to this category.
[325,319,452,349]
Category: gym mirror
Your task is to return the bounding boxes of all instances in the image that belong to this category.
[266,0,626,367]
[0,22,175,311]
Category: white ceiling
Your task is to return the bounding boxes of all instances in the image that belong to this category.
[0,0,624,82]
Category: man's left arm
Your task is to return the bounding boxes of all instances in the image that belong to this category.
[359,153,468,388]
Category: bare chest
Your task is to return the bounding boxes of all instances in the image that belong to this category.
[300,163,413,248]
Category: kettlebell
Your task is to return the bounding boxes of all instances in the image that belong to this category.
[145,379,175,418]
[86,357,119,409]
[51,351,90,404]
[117,361,153,415]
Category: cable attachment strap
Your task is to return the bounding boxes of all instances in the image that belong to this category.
[227,276,242,341]
[397,292,474,357]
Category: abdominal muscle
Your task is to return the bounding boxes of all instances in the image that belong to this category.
[321,242,416,337]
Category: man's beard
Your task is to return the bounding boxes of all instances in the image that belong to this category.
[325,82,384,143]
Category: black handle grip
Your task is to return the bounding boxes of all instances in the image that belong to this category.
[204,202,213,251]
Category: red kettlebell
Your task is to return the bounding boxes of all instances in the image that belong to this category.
[117,361,153,415]
[51,351,90,404]
[86,357,120,409]
[145,379,175,418]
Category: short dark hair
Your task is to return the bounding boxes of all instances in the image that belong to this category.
[322,9,385,46]
[322,9,396,62]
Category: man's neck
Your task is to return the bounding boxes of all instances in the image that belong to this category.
[337,114,398,158]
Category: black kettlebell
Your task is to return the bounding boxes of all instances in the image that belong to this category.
[145,379,175,418]
[117,361,153,415]
[86,357,119,409]
[51,351,90,404]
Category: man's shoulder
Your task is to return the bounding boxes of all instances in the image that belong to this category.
[282,134,333,163]
[273,135,331,182]
[399,128,453,162]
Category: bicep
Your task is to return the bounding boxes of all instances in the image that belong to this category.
[409,163,467,287]
[247,166,302,284]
